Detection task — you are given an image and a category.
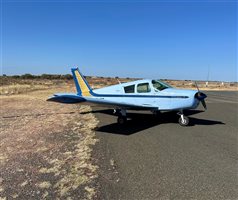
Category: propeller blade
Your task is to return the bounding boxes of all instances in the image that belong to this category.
[201,99,207,110]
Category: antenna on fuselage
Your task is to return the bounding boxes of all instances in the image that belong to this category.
[117,79,121,84]
[206,66,210,87]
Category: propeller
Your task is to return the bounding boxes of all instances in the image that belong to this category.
[194,81,207,110]
[201,99,207,110]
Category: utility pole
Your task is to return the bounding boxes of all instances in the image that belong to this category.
[206,66,210,87]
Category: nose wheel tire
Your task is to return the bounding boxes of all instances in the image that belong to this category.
[117,116,127,125]
[178,116,189,126]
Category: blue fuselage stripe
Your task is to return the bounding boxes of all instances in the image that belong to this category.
[89,91,188,99]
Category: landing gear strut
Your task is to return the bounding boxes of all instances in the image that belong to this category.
[152,110,161,117]
[116,109,127,125]
[178,111,189,126]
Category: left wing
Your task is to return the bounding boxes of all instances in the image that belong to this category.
[85,97,158,110]
[47,93,157,110]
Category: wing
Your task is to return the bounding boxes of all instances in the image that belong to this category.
[47,93,157,110]
[85,98,158,110]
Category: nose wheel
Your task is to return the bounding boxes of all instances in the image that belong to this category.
[178,115,189,126]
[178,112,189,126]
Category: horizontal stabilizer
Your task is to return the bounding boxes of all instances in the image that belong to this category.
[47,93,86,104]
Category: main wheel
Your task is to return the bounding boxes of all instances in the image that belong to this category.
[117,116,127,125]
[178,116,189,126]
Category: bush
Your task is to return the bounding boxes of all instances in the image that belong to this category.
[64,74,73,80]
[12,75,20,79]
[41,74,52,79]
[21,73,35,79]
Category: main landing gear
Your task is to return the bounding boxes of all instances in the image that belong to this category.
[114,109,190,126]
[177,111,189,126]
[114,109,127,125]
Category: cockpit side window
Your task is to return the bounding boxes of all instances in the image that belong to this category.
[152,80,172,91]
[124,85,135,93]
[137,83,151,93]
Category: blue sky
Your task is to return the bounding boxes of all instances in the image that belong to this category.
[1,1,237,81]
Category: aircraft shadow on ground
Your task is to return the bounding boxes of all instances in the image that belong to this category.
[81,109,225,135]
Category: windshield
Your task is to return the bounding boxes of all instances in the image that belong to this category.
[152,80,172,91]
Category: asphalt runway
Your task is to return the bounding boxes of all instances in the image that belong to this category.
[93,91,238,200]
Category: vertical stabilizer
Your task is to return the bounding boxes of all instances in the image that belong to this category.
[71,68,92,96]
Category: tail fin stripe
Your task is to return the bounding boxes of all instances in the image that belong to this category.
[71,68,92,97]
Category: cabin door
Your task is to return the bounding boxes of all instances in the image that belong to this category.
[135,82,154,107]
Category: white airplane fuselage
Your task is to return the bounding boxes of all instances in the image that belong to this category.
[85,79,200,111]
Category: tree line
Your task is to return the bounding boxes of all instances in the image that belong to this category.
[1,74,74,80]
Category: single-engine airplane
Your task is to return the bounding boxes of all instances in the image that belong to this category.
[47,68,207,126]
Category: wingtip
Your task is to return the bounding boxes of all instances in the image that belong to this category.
[46,96,55,102]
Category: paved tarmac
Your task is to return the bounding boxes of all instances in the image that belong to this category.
[93,91,238,200]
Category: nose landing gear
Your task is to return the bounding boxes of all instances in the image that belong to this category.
[177,111,189,126]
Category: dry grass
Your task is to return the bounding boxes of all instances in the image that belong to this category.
[0,84,50,95]
[37,182,52,189]
[0,87,99,199]
[0,78,74,95]
[168,81,238,91]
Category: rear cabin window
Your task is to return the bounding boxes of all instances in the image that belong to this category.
[124,85,135,93]
[137,83,151,93]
